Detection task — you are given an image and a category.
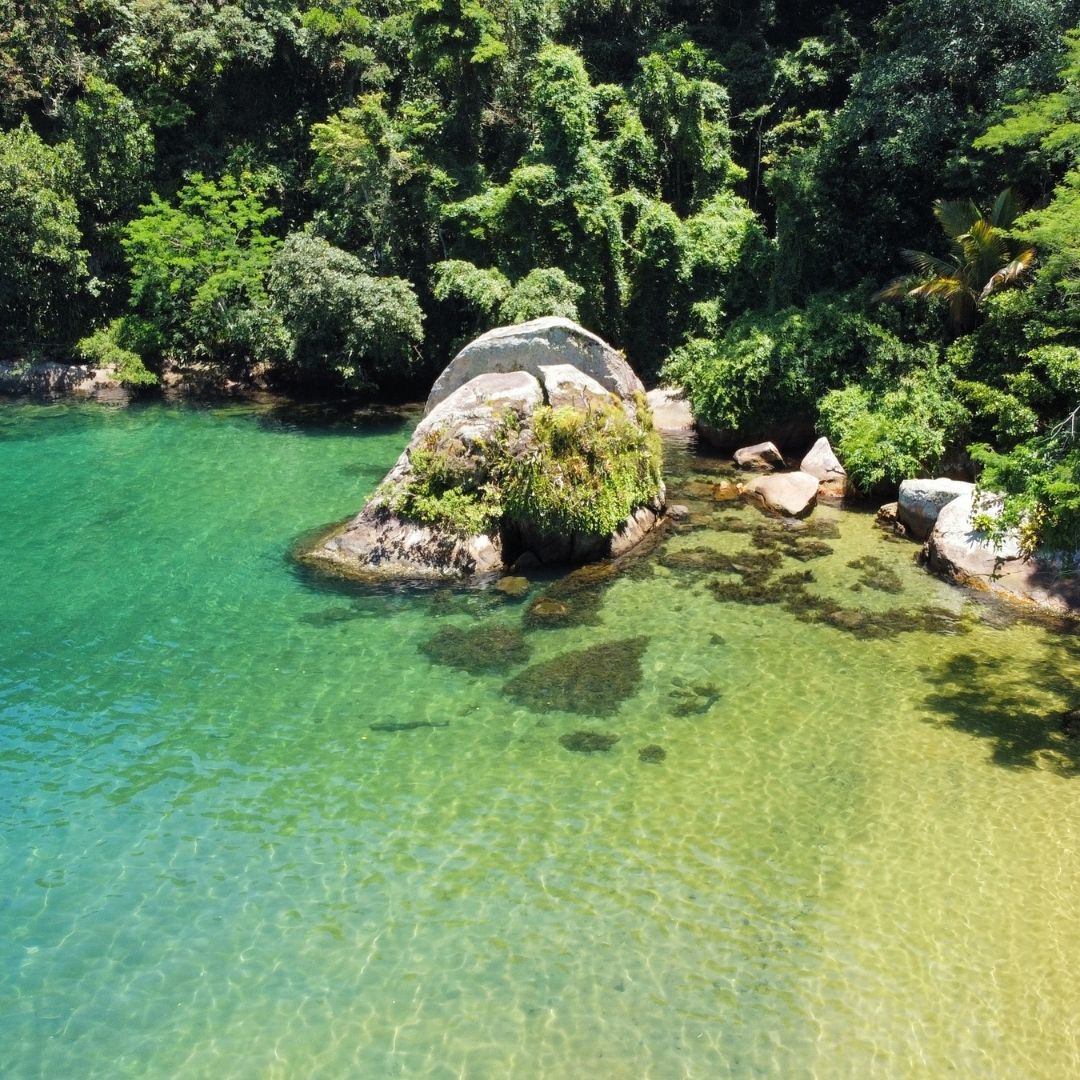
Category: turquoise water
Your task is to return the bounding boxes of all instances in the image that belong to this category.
[2,400,1080,1079]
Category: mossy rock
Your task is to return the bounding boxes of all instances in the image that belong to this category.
[421,622,532,674]
[503,636,650,715]
[495,575,531,600]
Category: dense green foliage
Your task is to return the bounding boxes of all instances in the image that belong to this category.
[497,398,663,536]
[2,0,1080,549]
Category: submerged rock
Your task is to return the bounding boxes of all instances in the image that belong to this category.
[503,636,650,715]
[559,730,621,753]
[744,471,818,518]
[421,623,532,674]
[495,575,530,600]
[897,478,973,541]
[734,441,784,471]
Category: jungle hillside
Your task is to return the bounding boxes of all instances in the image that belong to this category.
[3,0,1080,551]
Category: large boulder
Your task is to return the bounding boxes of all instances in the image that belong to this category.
[645,386,694,433]
[924,491,1080,612]
[306,323,664,581]
[425,317,643,414]
[743,471,819,518]
[897,478,973,540]
[734,441,785,471]
[800,437,846,498]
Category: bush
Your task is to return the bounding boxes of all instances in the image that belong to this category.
[269,232,423,389]
[664,293,922,435]
[971,421,1080,558]
[818,363,969,492]
[74,320,157,386]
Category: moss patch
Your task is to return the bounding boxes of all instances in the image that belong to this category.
[387,396,662,546]
[503,636,650,715]
[495,398,662,538]
[389,429,502,536]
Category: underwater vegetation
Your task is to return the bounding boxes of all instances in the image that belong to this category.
[638,744,667,763]
[559,730,621,753]
[669,677,723,716]
[503,636,650,715]
[421,623,532,674]
[369,720,450,732]
[523,560,621,630]
[698,533,969,638]
[847,555,904,594]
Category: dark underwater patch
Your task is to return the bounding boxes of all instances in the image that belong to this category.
[421,622,532,674]
[503,636,650,715]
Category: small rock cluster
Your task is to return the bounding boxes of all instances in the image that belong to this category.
[727,435,847,519]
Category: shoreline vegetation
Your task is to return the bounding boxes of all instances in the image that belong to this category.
[3,0,1080,586]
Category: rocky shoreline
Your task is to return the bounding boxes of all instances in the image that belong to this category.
[6,342,1076,615]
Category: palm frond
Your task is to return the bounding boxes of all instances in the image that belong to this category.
[933,198,980,240]
[980,248,1036,298]
[909,276,967,300]
[901,248,959,278]
[872,276,920,303]
[988,188,1022,229]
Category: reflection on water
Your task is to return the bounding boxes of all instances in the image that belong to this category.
[1,401,1079,1079]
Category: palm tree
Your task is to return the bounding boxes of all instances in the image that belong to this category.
[874,189,1035,334]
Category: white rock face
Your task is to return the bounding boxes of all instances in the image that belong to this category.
[921,491,1080,611]
[897,478,974,540]
[645,386,694,432]
[926,491,1021,578]
[734,441,785,471]
[800,437,846,496]
[425,317,643,414]
[537,364,611,410]
[744,471,819,518]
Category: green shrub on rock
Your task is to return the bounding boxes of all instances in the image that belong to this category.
[388,395,662,541]
[75,320,157,387]
[496,399,662,537]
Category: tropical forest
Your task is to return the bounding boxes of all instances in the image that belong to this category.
[3,0,1080,1076]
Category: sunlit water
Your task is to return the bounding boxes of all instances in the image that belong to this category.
[2,400,1079,1079]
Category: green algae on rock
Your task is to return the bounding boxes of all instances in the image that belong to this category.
[421,623,532,674]
[503,636,650,715]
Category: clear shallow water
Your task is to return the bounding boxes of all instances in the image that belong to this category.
[2,400,1080,1079]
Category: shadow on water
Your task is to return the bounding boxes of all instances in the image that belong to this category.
[922,633,1080,775]
[256,399,419,438]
